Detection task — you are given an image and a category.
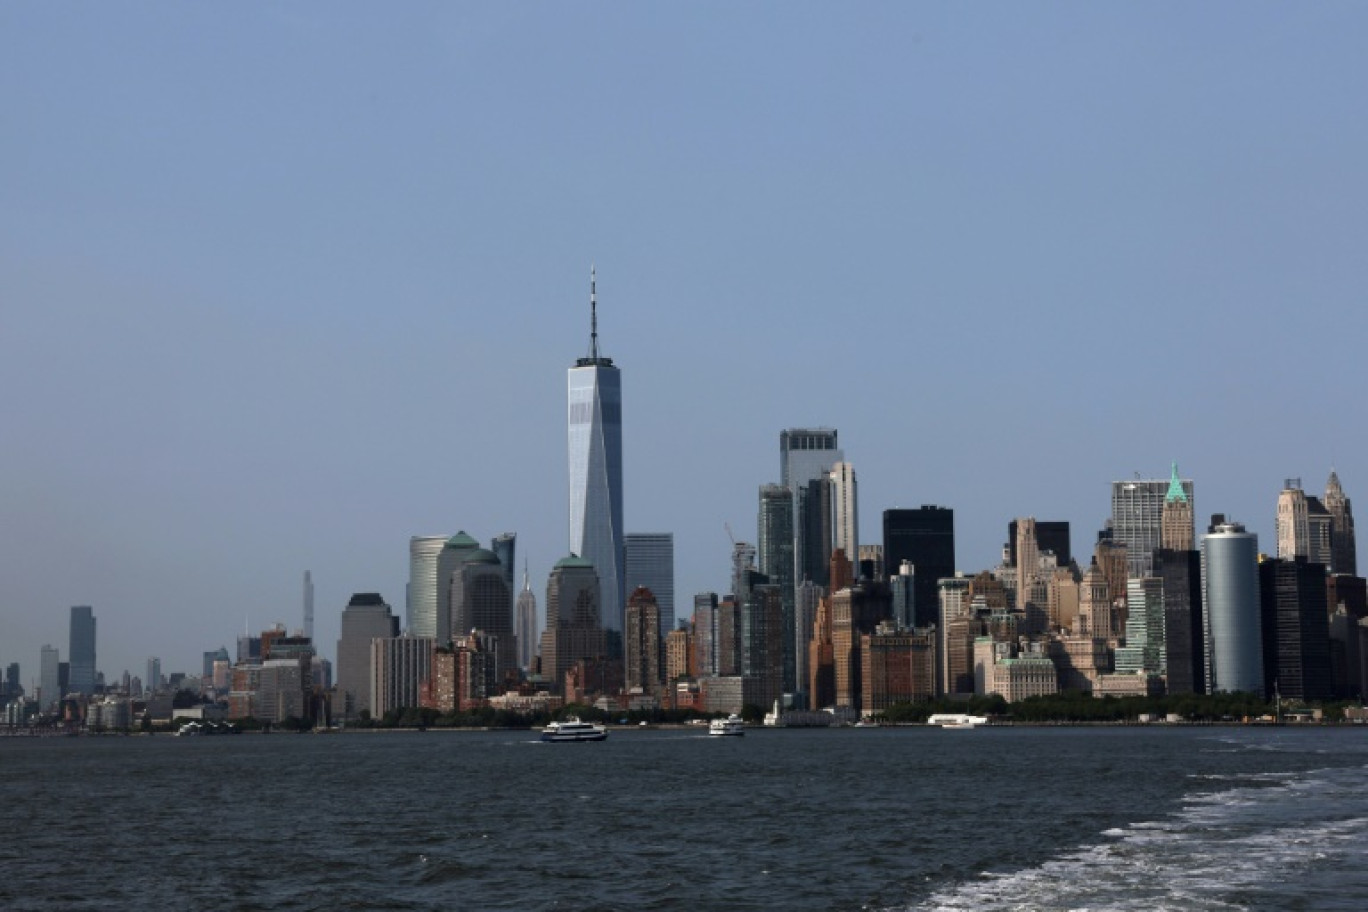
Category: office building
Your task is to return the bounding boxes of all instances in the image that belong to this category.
[1007,520,1072,569]
[883,507,955,629]
[568,268,625,634]
[408,535,448,637]
[782,428,843,592]
[515,567,538,672]
[1325,470,1358,576]
[1153,548,1204,695]
[1160,464,1194,551]
[757,484,797,696]
[145,657,161,695]
[1111,471,1195,577]
[625,533,675,639]
[1259,557,1333,702]
[540,555,607,695]
[742,583,785,712]
[39,645,60,711]
[1203,521,1264,695]
[336,593,399,719]
[828,462,858,562]
[303,571,315,641]
[861,624,936,714]
[1276,480,1333,565]
[1115,578,1165,675]
[436,532,482,645]
[692,592,718,678]
[68,606,96,697]
[450,547,514,684]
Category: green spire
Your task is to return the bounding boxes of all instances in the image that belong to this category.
[1165,462,1188,503]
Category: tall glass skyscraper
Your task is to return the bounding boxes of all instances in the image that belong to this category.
[625,533,674,638]
[568,269,625,633]
[1202,521,1263,695]
[68,605,96,696]
[407,535,448,637]
[1111,472,1194,578]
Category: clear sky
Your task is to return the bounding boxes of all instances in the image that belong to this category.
[3,4,1365,683]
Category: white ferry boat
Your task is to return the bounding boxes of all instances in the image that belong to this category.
[709,714,745,737]
[926,713,988,729]
[540,716,608,742]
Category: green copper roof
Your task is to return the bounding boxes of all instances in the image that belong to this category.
[554,553,595,570]
[1165,462,1188,504]
[465,548,500,564]
[445,531,479,549]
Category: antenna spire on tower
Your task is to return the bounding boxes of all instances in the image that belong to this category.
[590,264,598,361]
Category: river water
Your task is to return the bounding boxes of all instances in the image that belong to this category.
[3,725,1365,910]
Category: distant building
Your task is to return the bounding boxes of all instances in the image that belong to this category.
[883,506,955,629]
[539,555,607,696]
[1325,470,1358,576]
[568,269,625,635]
[1276,480,1332,565]
[145,657,161,695]
[449,545,514,684]
[691,593,718,678]
[68,606,96,697]
[1115,578,1164,675]
[742,583,785,712]
[831,575,892,713]
[1160,464,1195,551]
[624,586,662,696]
[625,533,675,640]
[39,645,60,711]
[828,462,859,565]
[1007,519,1072,570]
[370,636,434,717]
[664,627,692,685]
[436,532,482,646]
[1259,557,1333,702]
[781,427,843,591]
[336,593,399,719]
[758,483,797,698]
[861,623,936,714]
[407,534,448,637]
[515,566,538,672]
[1203,521,1264,695]
[1111,472,1194,577]
[1154,548,1204,695]
[258,657,311,724]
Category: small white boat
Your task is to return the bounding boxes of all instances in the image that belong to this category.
[709,714,745,737]
[541,716,608,742]
[926,713,988,729]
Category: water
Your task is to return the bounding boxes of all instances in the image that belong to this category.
[2,726,1366,910]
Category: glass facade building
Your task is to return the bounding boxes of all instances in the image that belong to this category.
[1202,522,1264,695]
[625,533,674,639]
[1111,476,1194,578]
[68,605,96,696]
[883,507,956,629]
[407,535,447,638]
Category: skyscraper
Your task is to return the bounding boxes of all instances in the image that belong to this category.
[624,586,662,696]
[515,565,538,672]
[1203,521,1263,696]
[1154,548,1204,695]
[1325,470,1358,576]
[490,532,517,620]
[408,535,447,637]
[1276,480,1333,565]
[39,644,60,710]
[758,484,797,696]
[540,555,607,695]
[828,461,859,562]
[68,606,96,696]
[568,268,625,634]
[1160,463,1194,551]
[624,533,675,639]
[1259,557,1332,702]
[781,428,843,589]
[450,547,515,681]
[336,593,399,719]
[146,656,161,695]
[883,507,955,629]
[1007,520,1072,569]
[436,532,482,645]
[303,571,315,641]
[1111,471,1194,578]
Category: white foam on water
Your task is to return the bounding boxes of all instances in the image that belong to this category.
[903,765,1368,912]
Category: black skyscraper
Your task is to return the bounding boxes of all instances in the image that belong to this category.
[883,507,955,629]
[1259,557,1333,702]
[1154,548,1204,695]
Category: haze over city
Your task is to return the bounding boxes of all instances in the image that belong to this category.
[3,4,1366,681]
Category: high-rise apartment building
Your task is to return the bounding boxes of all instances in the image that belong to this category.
[624,587,662,696]
[68,606,96,696]
[1111,471,1195,578]
[408,535,447,637]
[336,593,399,719]
[1259,557,1333,702]
[883,507,955,629]
[692,592,719,678]
[625,533,675,639]
[1203,521,1264,695]
[1325,470,1357,576]
[515,567,538,672]
[568,269,625,634]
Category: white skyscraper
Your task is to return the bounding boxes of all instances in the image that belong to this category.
[407,535,447,637]
[568,268,625,635]
[828,461,858,562]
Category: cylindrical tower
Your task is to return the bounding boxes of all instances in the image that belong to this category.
[1202,522,1264,695]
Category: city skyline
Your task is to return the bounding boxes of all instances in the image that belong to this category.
[3,5,1367,679]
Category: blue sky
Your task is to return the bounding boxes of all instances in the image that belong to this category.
[3,4,1365,681]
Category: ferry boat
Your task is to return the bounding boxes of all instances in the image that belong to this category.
[926,713,988,729]
[540,716,608,742]
[709,714,745,737]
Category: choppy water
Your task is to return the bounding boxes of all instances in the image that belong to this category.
[2,726,1365,910]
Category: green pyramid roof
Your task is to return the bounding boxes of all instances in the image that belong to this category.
[1165,462,1188,504]
[445,531,480,549]
[554,553,595,570]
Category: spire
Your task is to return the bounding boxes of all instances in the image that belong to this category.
[589,264,598,361]
[1165,462,1188,504]
[522,558,531,592]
